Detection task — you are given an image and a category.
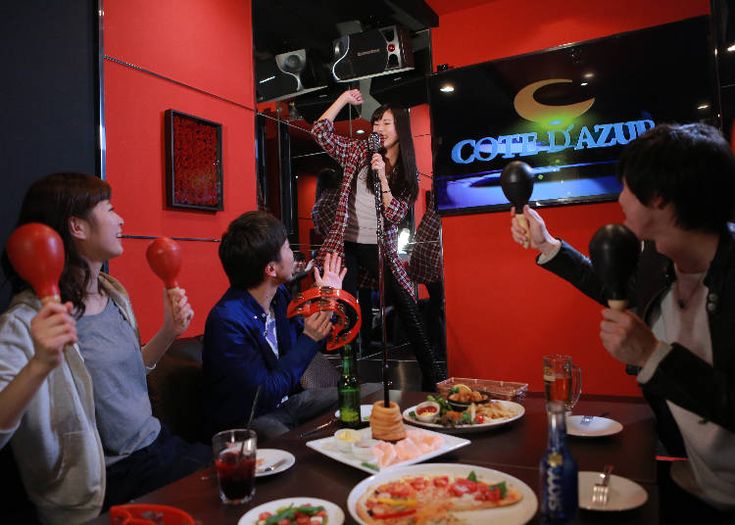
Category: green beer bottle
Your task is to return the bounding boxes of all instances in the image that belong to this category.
[338,344,361,428]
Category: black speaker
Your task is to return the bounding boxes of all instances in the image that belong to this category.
[370,31,431,108]
[256,49,328,102]
[332,25,414,82]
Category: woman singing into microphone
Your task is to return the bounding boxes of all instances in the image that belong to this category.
[311,89,444,390]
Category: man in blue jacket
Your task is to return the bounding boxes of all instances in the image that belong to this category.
[203,211,346,440]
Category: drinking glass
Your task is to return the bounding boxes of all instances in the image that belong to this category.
[543,354,582,412]
[212,429,257,505]
[568,364,582,411]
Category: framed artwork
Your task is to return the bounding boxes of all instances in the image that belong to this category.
[165,110,223,211]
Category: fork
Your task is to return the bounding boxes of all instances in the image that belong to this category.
[592,464,614,506]
[580,414,594,425]
[580,411,610,426]
[259,458,288,473]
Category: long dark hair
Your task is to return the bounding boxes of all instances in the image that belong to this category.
[315,166,342,200]
[367,104,419,203]
[2,173,111,315]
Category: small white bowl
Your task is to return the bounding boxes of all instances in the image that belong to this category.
[333,428,361,452]
[351,439,379,462]
[414,401,441,423]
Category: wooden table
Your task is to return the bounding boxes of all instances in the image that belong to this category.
[87,391,659,524]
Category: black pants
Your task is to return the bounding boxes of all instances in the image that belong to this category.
[343,241,444,390]
[251,387,338,442]
[103,425,212,510]
[357,287,375,355]
[424,280,446,359]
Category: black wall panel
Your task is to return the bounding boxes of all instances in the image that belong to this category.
[0,1,99,310]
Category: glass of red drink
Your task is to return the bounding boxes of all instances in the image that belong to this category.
[212,429,257,504]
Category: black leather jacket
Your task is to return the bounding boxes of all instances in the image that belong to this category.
[541,226,735,454]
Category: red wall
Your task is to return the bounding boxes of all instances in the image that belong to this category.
[412,104,434,221]
[432,0,709,395]
[103,0,255,340]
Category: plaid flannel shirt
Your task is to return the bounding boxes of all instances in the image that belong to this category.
[409,192,443,284]
[312,188,376,289]
[311,119,415,299]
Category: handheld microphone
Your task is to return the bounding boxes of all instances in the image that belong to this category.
[367,132,385,193]
[367,132,383,155]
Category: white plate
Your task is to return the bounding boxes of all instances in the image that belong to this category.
[256,449,296,477]
[347,463,537,525]
[335,404,373,423]
[306,425,470,474]
[402,400,525,434]
[238,497,344,525]
[578,471,648,511]
[566,416,623,438]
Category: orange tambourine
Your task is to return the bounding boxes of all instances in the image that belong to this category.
[287,286,361,351]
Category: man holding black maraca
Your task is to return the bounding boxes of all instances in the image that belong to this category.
[510,123,735,521]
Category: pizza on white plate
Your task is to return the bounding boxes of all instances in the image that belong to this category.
[356,471,523,525]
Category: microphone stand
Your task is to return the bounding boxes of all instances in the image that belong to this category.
[369,148,390,408]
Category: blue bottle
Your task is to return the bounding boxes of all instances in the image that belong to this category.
[540,401,578,523]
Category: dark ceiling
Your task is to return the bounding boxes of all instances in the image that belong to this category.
[252,0,441,166]
[252,0,438,59]
[252,0,440,124]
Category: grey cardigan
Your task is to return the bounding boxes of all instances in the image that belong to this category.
[0,273,139,524]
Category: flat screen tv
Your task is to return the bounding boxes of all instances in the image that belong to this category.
[428,16,718,215]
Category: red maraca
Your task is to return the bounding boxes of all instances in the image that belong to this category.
[146,237,182,290]
[6,223,65,304]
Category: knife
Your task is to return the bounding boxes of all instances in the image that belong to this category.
[298,418,338,439]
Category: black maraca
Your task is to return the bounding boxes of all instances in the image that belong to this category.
[501,161,535,248]
[589,224,640,311]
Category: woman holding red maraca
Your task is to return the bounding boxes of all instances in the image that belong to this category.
[0,173,209,524]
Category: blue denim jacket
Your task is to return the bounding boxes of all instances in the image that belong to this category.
[202,285,322,436]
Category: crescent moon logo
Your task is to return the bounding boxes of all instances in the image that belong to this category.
[513,79,595,125]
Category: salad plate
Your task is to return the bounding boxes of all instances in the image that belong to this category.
[239,497,344,525]
[403,399,525,434]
